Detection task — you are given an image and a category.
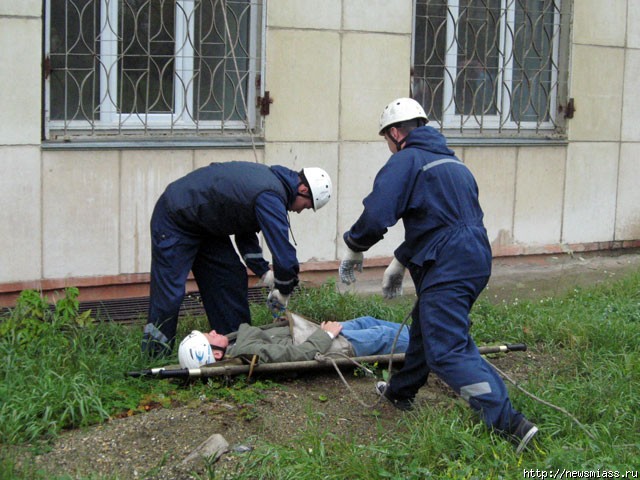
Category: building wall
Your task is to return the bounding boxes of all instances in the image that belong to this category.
[0,1,639,302]
[0,1,43,287]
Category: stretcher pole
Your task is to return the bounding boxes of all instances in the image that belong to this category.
[127,344,526,379]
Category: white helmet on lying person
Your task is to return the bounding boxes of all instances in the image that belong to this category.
[178,330,215,368]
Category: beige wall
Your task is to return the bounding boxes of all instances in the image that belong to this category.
[0,2,42,284]
[563,0,639,247]
[1,0,639,293]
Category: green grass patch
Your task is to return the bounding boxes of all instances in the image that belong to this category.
[222,273,640,479]
[1,273,639,479]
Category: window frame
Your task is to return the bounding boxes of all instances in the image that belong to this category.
[412,0,568,135]
[43,0,265,140]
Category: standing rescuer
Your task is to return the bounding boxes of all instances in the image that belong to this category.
[339,97,538,453]
[142,161,332,358]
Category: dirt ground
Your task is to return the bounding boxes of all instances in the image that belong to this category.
[20,355,542,480]
[13,250,640,479]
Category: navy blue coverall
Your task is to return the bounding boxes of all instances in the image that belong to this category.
[142,161,302,356]
[344,126,524,433]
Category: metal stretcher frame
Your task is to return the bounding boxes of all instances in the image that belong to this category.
[128,345,527,379]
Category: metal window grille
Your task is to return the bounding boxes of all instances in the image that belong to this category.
[413,0,569,134]
[44,0,264,139]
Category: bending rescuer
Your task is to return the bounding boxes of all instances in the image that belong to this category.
[142,161,332,358]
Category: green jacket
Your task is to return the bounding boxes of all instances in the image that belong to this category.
[226,313,353,364]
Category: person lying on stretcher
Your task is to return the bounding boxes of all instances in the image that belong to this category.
[178,312,410,369]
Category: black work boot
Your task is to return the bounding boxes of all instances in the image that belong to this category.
[511,418,539,454]
[375,381,414,411]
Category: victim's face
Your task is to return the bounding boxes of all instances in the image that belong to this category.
[203,330,229,360]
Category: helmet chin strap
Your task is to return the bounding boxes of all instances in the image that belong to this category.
[390,132,408,151]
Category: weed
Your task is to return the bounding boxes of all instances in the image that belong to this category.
[2,273,640,479]
[213,272,640,479]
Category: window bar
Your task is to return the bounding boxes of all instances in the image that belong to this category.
[90,0,100,131]
[193,0,203,133]
[547,0,562,134]
[142,1,150,134]
[247,0,260,131]
[501,0,515,132]
[63,0,70,134]
[175,0,196,130]
[44,0,52,139]
[442,0,459,130]
[100,0,118,129]
[479,2,498,132]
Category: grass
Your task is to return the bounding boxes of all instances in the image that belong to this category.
[219,276,640,479]
[1,275,639,479]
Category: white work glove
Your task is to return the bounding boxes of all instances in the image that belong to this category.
[382,257,406,299]
[339,248,364,285]
[259,270,275,289]
[267,289,290,319]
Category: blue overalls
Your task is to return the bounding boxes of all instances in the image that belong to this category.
[142,162,301,356]
[344,126,523,433]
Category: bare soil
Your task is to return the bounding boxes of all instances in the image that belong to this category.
[12,250,640,479]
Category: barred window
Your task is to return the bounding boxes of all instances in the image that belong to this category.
[45,0,264,139]
[412,0,567,134]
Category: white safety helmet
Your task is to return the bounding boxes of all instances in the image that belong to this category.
[178,330,215,369]
[302,167,332,211]
[378,97,428,135]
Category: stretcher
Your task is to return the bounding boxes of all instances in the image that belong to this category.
[128,316,527,379]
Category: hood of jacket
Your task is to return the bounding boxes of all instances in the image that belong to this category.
[270,165,299,208]
[403,126,455,156]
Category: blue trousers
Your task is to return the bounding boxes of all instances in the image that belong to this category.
[387,273,523,433]
[340,316,410,357]
[142,195,251,356]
